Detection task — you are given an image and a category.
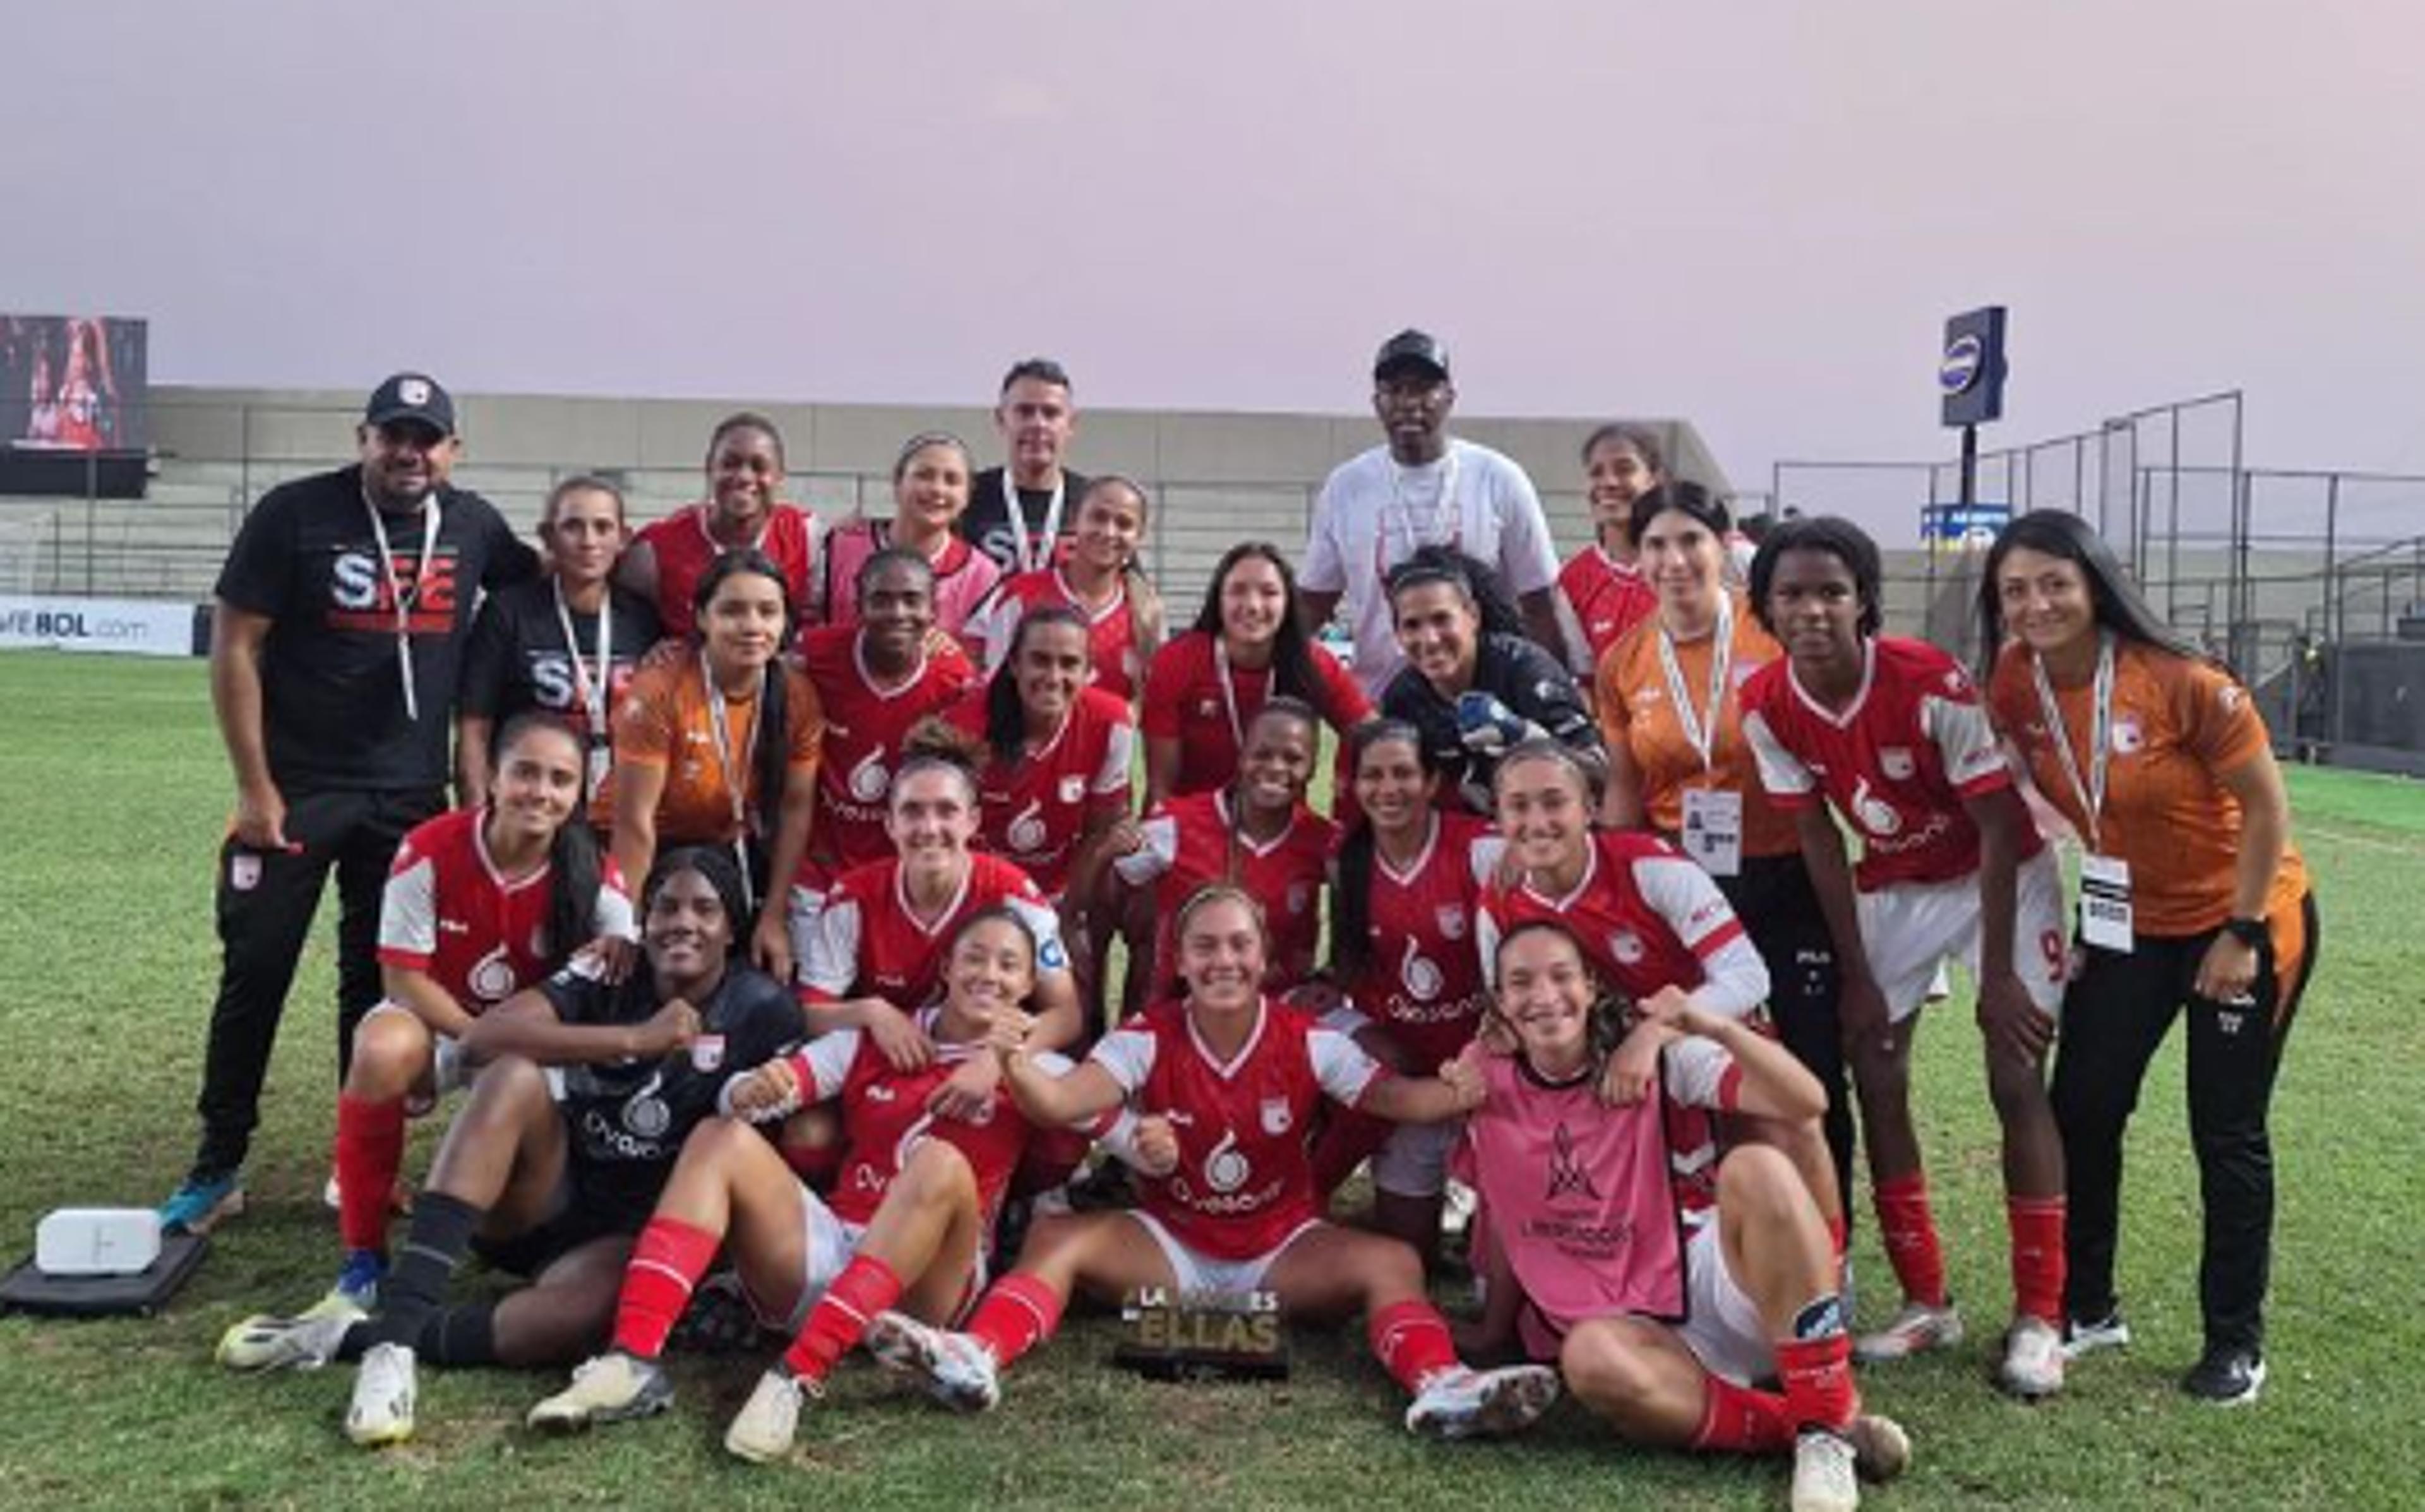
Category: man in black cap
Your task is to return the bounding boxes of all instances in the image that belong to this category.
[160,373,538,1233]
[1300,330,1568,695]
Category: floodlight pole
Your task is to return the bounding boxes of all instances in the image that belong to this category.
[1958,424,1979,509]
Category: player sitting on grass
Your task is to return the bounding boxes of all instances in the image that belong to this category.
[523,907,1075,1462]
[1462,920,1910,1512]
[860,884,1562,1441]
[216,847,801,1449]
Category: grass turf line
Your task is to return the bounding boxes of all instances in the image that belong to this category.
[1,651,2421,1509]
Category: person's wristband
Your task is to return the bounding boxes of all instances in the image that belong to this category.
[2222,916,2268,949]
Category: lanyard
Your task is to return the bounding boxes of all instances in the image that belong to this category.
[362,490,441,722]
[551,578,613,738]
[1380,448,1461,570]
[1212,636,1254,753]
[2030,632,2116,851]
[1655,593,1734,772]
[700,650,765,915]
[1004,473,1065,576]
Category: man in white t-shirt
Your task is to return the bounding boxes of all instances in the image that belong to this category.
[1299,330,1569,696]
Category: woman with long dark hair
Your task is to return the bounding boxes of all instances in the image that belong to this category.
[611,549,822,981]
[1140,540,1371,809]
[1979,508,2316,1405]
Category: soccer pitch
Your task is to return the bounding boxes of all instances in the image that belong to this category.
[1,651,2419,1509]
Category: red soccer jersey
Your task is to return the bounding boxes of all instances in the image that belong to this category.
[1476,829,1766,1017]
[1139,631,1374,799]
[784,1015,1045,1227]
[797,853,1065,1009]
[1091,999,1384,1259]
[793,625,978,881]
[1115,790,1338,997]
[1341,811,1504,1068]
[1740,636,2044,891]
[376,807,636,1011]
[973,568,1144,702]
[637,502,818,640]
[944,686,1135,900]
[1557,545,1658,670]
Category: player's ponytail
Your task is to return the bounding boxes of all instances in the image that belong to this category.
[1329,718,1431,985]
[490,712,606,964]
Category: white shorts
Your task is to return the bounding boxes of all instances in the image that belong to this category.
[1123,1210,1322,1300]
[358,1001,475,1112]
[1856,848,2068,1023]
[1673,1218,1774,1388]
[763,1181,990,1335]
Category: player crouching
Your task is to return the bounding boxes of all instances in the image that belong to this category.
[1464,922,1908,1512]
[861,884,1559,1441]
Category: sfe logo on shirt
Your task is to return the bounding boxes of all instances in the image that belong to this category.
[329,549,459,629]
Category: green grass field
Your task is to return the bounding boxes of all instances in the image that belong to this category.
[1,650,2420,1509]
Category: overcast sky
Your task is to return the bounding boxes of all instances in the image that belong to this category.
[8,1,2421,508]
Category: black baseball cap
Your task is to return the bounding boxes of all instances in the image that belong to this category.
[364,372,457,436]
[1373,329,1451,383]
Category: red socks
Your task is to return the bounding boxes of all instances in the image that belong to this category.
[334,1093,407,1253]
[1775,1329,1859,1435]
[611,1217,723,1360]
[2008,1194,2068,1326]
[1872,1170,1948,1308]
[1691,1374,1798,1455]
[963,1273,1065,1368]
[781,1254,902,1384]
[1367,1299,1459,1393]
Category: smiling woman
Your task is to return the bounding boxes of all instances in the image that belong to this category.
[619,414,820,640]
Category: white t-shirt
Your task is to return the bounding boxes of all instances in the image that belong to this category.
[1300,437,1560,696]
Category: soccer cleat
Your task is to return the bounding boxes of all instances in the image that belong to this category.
[724,1369,815,1463]
[345,1343,417,1447]
[2063,1310,2132,1360]
[159,1170,246,1235]
[526,1351,676,1433]
[330,1249,385,1313]
[1790,1428,1862,1512]
[1997,1316,2066,1400]
[1843,1414,1912,1483]
[1853,1299,1964,1363]
[215,1296,366,1372]
[1404,1363,1561,1441]
[2180,1346,2266,1407]
[863,1311,1002,1413]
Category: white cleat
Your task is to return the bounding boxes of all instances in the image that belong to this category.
[215,1297,365,1373]
[526,1351,674,1433]
[1404,1363,1561,1440]
[724,1369,814,1463]
[1999,1317,2066,1400]
[1853,1299,1963,1363]
[1792,1428,1862,1512]
[345,1342,417,1448]
[863,1311,1001,1413]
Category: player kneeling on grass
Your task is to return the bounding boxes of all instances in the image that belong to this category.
[1739,517,2070,1396]
[1466,921,1908,1512]
[217,847,801,1449]
[326,712,639,1312]
[525,907,1073,1461]
[861,884,1560,1441]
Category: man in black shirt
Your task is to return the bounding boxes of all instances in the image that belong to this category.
[161,373,539,1232]
[959,357,1089,576]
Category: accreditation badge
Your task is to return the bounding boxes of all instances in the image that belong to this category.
[2078,853,2134,954]
[1680,788,1744,878]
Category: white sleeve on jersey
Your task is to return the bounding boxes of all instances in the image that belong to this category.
[1111,813,1178,886]
[971,592,1018,681]
[1467,835,1509,890]
[589,874,639,943]
[1475,900,1507,989]
[798,892,864,999]
[798,1028,865,1100]
[1005,891,1072,975]
[379,853,439,963]
[1310,1025,1386,1106]
[1095,721,1136,795]
[1087,1025,1159,1095]
[1633,852,1771,1020]
[1661,1035,1740,1112]
[1926,689,2008,792]
[1741,706,1816,800]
